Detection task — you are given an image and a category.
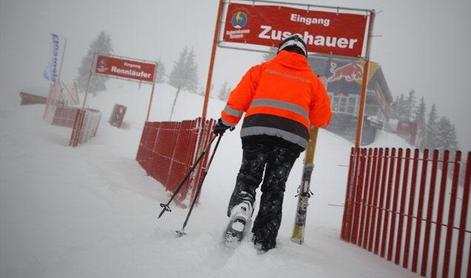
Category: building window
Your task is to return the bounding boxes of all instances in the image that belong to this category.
[329,93,358,115]
[347,97,357,114]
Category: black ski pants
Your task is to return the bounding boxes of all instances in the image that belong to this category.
[228,136,301,243]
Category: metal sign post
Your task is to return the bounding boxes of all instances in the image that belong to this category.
[146,80,157,122]
[201,0,225,121]
[93,54,158,121]
[71,54,158,147]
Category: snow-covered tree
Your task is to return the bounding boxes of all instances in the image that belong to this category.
[168,47,198,119]
[436,116,458,152]
[168,47,198,92]
[405,90,417,121]
[391,94,408,121]
[155,57,166,83]
[218,81,231,101]
[415,97,426,148]
[389,96,399,119]
[422,104,439,150]
[390,90,417,122]
[184,49,198,93]
[76,31,113,95]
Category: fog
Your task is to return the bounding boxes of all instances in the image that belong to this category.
[1,0,469,150]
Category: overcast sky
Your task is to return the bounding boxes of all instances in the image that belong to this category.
[0,0,469,150]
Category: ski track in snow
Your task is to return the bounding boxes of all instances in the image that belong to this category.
[0,81,417,278]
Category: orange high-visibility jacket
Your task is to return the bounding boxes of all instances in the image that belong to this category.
[221,50,332,149]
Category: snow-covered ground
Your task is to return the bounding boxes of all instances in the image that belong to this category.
[0,81,417,278]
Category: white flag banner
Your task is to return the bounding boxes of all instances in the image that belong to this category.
[43,33,66,82]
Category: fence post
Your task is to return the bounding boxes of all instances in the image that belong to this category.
[362,148,378,249]
[412,149,429,272]
[395,148,411,265]
[374,148,390,254]
[403,149,420,269]
[357,149,373,247]
[443,151,462,278]
[388,148,403,261]
[341,148,356,241]
[343,148,361,242]
[455,152,470,278]
[351,148,367,244]
[421,149,439,276]
[381,148,396,258]
[431,150,450,278]
[368,148,384,252]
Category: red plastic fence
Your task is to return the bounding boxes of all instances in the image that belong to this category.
[69,108,102,147]
[341,148,471,278]
[52,106,79,128]
[136,118,216,206]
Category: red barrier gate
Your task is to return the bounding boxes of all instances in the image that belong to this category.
[341,148,471,278]
[52,106,79,128]
[136,118,216,206]
[69,108,102,147]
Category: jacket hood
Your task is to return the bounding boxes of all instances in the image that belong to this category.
[272,50,311,71]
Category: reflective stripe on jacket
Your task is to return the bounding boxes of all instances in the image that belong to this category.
[221,50,332,149]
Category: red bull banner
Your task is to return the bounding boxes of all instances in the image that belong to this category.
[327,62,364,83]
[95,55,156,84]
[222,3,368,57]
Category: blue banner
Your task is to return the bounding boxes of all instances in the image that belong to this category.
[43,33,65,82]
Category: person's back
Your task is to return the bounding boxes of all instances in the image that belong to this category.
[214,34,332,252]
[236,49,331,150]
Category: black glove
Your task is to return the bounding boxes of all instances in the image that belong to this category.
[213,118,234,135]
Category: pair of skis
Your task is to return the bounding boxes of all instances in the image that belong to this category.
[291,126,319,244]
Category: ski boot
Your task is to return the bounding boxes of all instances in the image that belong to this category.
[223,201,253,247]
[252,234,276,254]
[252,222,278,253]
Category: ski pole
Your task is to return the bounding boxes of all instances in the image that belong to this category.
[158,134,218,219]
[176,133,222,236]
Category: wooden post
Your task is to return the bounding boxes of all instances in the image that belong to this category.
[354,10,375,148]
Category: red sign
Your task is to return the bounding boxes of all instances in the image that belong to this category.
[223,3,368,57]
[95,55,156,83]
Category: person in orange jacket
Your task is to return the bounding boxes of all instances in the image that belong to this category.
[214,34,332,251]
